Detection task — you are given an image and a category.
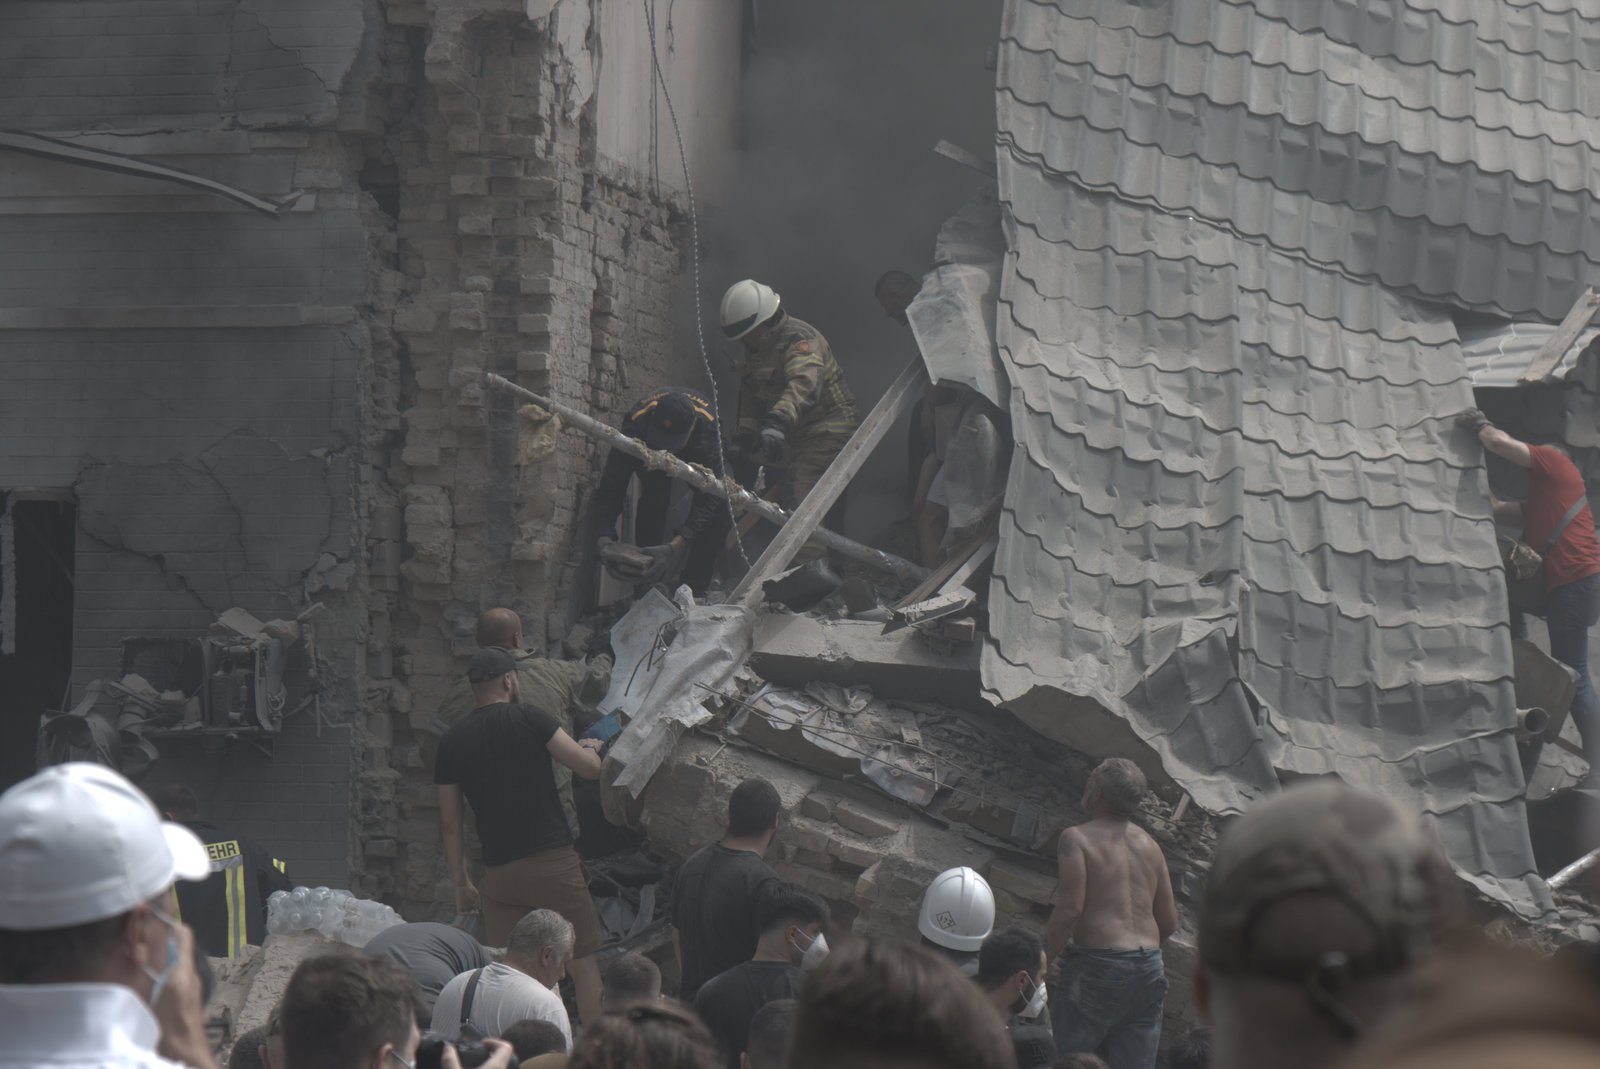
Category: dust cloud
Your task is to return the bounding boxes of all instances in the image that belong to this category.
[677,0,1003,542]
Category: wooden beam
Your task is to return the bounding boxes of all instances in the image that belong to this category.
[934,139,997,178]
[893,509,1002,610]
[731,359,929,606]
[1520,287,1600,384]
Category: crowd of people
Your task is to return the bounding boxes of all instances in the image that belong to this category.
[6,743,1600,1069]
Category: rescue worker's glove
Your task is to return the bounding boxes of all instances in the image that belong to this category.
[600,540,654,581]
[731,427,760,462]
[753,424,787,465]
[1455,407,1492,434]
[633,541,688,586]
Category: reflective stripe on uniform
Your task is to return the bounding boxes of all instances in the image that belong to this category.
[208,842,249,958]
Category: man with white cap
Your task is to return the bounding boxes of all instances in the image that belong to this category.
[0,762,217,1069]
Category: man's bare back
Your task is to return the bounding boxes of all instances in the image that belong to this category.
[1045,764,1178,960]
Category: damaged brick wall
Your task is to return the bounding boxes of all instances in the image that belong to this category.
[364,0,706,912]
[1,0,729,902]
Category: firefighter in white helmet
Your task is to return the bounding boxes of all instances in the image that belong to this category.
[719,280,859,558]
[917,865,996,977]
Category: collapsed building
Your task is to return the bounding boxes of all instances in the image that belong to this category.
[4,0,1600,1042]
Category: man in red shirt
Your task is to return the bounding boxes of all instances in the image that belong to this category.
[1460,410,1600,775]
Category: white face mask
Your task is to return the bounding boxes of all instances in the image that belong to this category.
[1018,975,1048,1020]
[140,906,181,1006]
[793,929,829,972]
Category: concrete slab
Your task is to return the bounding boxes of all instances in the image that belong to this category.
[749,615,982,705]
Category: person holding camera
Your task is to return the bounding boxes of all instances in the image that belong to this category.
[279,954,515,1069]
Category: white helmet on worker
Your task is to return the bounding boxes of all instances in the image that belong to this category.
[720,279,781,340]
[918,865,995,952]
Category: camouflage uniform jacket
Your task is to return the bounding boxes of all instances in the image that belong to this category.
[736,314,859,440]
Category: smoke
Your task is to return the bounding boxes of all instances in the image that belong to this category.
[678,0,1003,542]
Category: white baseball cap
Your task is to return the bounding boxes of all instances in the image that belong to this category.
[0,762,210,930]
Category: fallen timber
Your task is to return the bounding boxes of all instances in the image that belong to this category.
[476,371,930,584]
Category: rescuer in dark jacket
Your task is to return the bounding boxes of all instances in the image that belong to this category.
[153,784,292,958]
[593,386,731,595]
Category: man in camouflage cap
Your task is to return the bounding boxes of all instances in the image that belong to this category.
[1192,778,1467,1069]
[720,279,859,559]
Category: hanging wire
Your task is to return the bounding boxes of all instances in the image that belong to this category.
[640,0,753,571]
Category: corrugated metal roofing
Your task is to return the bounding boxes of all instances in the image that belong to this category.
[983,0,1582,914]
[1459,319,1600,386]
[999,0,1600,320]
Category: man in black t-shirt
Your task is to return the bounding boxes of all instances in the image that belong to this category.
[671,778,782,999]
[694,882,829,1069]
[434,646,606,1027]
[153,784,291,959]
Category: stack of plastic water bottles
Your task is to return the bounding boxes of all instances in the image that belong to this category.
[266,886,403,948]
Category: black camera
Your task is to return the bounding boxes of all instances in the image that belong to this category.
[415,1038,491,1069]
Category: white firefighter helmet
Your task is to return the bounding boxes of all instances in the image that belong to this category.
[917,865,995,952]
[720,279,781,340]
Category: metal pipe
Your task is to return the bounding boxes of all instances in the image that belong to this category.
[1549,845,1600,891]
[475,371,929,583]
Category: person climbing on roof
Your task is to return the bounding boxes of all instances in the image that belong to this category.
[1458,409,1600,780]
[720,280,859,560]
[592,386,732,596]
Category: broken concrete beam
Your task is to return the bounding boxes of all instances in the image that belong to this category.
[833,797,899,839]
[986,859,1056,907]
[749,615,982,705]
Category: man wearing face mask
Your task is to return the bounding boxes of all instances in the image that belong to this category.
[693,881,830,1069]
[0,762,216,1069]
[435,647,606,1025]
[977,926,1057,1069]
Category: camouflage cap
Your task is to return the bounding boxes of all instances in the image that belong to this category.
[1199,779,1460,978]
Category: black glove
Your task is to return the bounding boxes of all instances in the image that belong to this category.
[633,541,688,586]
[1455,407,1492,434]
[600,540,652,582]
[753,425,787,465]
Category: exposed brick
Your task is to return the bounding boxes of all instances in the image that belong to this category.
[833,799,900,839]
[986,860,1057,907]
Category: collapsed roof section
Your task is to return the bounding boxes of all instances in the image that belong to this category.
[929,0,1600,917]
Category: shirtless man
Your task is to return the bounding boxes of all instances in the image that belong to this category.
[1043,758,1178,1069]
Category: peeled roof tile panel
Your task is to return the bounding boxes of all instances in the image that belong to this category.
[987,0,1571,914]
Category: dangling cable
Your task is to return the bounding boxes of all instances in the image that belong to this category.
[641,0,752,571]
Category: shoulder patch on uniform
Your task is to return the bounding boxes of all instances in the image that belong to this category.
[794,339,812,354]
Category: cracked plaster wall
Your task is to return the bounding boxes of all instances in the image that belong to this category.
[0,0,372,885]
[0,0,740,903]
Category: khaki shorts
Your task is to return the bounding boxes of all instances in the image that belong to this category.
[479,845,603,957]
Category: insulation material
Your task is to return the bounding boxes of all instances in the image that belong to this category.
[907,186,1009,407]
[516,404,563,467]
[983,0,1569,916]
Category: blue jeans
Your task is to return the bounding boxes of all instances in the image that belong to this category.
[1051,947,1167,1069]
[1547,573,1600,771]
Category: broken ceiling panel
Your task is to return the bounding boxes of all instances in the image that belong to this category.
[986,0,1576,915]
